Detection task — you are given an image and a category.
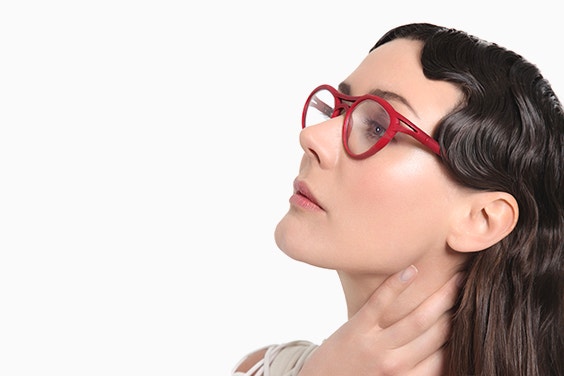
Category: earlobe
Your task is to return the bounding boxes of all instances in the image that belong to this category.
[446,192,519,253]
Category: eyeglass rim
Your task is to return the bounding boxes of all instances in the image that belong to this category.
[302,84,442,159]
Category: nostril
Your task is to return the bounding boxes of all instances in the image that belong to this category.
[308,148,321,164]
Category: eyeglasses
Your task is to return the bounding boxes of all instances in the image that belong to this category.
[302,84,441,159]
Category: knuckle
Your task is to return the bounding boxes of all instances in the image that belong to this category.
[411,310,430,330]
[379,355,405,376]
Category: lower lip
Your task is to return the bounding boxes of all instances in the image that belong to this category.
[289,193,323,211]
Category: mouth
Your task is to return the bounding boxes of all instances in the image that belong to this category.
[290,179,324,211]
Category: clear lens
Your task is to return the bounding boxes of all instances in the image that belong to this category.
[304,88,336,127]
[347,99,391,155]
[303,88,393,157]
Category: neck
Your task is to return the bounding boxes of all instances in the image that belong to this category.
[337,255,466,325]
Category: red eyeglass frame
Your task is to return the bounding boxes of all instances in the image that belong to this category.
[302,84,441,159]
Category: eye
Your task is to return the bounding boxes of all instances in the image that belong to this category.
[362,118,388,140]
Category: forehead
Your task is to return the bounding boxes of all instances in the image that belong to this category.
[343,38,462,125]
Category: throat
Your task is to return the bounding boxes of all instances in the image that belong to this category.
[337,271,389,319]
[337,268,449,328]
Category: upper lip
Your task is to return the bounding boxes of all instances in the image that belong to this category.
[293,179,323,209]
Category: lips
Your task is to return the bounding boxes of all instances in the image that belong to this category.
[291,179,323,210]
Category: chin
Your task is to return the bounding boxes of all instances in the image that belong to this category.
[274,218,310,263]
[274,218,294,257]
[274,218,337,270]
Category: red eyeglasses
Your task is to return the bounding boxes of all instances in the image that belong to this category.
[302,84,441,159]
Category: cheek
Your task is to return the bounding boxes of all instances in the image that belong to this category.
[339,169,411,249]
[344,157,426,218]
[338,156,453,257]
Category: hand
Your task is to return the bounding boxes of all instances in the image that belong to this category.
[297,267,461,376]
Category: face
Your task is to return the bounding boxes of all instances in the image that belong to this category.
[275,38,466,274]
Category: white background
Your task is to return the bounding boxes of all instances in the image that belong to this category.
[1,1,562,375]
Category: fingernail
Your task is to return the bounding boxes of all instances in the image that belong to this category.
[400,265,418,282]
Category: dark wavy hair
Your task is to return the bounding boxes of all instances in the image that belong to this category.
[372,23,564,375]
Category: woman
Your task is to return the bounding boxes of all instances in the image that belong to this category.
[234,23,563,375]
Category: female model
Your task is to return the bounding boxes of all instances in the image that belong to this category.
[234,23,563,376]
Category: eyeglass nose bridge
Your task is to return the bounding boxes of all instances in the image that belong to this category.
[331,101,351,119]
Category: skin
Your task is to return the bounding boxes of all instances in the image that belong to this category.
[236,268,461,376]
[236,38,519,375]
[275,38,468,324]
[297,269,462,375]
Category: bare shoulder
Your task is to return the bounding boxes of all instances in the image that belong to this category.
[234,347,268,375]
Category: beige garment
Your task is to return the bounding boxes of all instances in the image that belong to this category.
[232,340,318,376]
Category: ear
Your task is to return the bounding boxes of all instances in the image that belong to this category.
[447,191,519,253]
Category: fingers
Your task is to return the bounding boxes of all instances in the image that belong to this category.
[408,344,446,376]
[298,267,462,376]
[370,272,460,375]
[401,311,452,368]
[402,272,460,334]
[356,265,419,324]
[387,272,461,347]
[369,308,452,375]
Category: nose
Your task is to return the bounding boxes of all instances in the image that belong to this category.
[299,116,342,169]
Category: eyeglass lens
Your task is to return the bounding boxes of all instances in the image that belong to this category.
[304,88,392,155]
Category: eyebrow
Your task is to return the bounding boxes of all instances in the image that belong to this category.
[338,82,419,118]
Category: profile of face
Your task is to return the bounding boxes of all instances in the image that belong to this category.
[275,38,469,275]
